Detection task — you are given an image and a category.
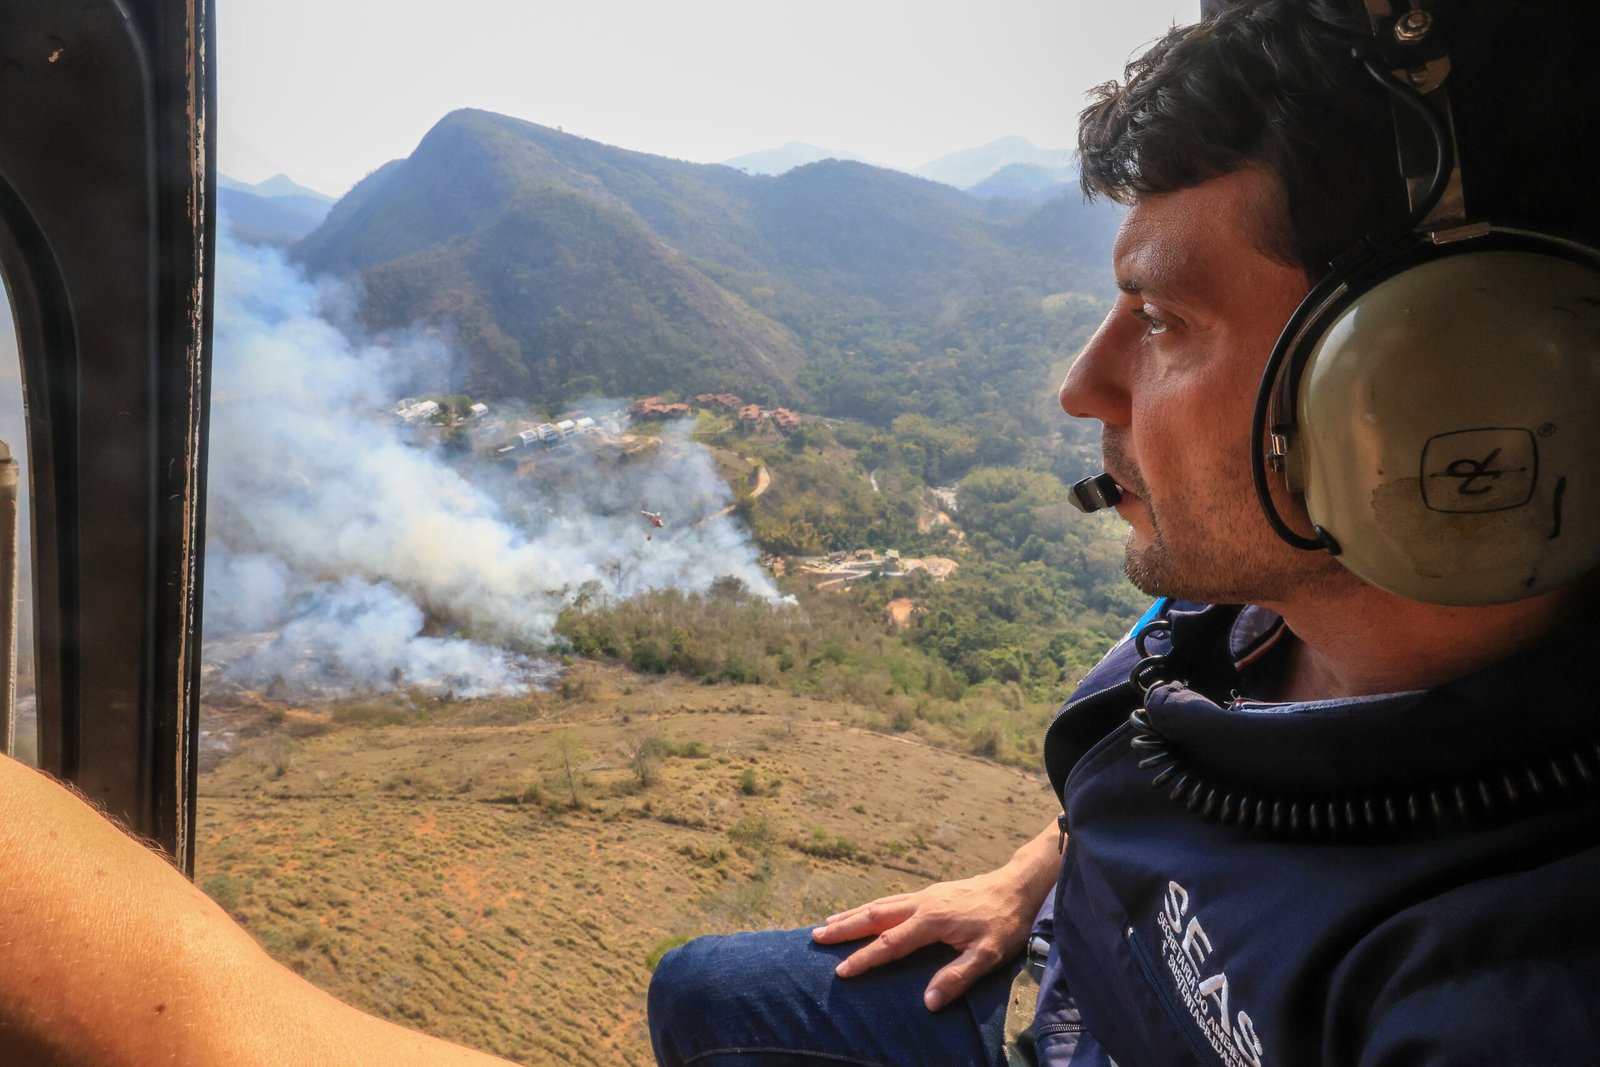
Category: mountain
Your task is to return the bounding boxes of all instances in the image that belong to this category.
[250,174,335,202]
[1011,192,1126,272]
[914,136,1074,191]
[220,173,337,247]
[293,110,1116,414]
[966,162,1073,204]
[354,177,805,400]
[721,142,872,175]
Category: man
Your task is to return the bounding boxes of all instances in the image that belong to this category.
[648,1,1600,1063]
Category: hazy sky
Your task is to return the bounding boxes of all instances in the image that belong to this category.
[219,0,1197,197]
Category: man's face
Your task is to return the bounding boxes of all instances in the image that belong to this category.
[1058,168,1347,604]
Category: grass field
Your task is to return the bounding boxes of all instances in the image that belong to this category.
[196,662,1057,1064]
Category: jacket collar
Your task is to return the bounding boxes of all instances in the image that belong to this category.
[1144,602,1598,794]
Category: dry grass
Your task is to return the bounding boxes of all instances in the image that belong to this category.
[196,662,1055,1064]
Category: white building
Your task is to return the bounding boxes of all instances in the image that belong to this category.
[397,400,441,423]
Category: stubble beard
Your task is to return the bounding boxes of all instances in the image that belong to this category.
[1120,489,1346,605]
[1102,435,1347,605]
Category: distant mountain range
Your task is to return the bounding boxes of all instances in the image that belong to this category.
[220,174,337,247]
[721,142,875,175]
[221,174,336,201]
[721,135,1077,195]
[913,136,1076,191]
[292,110,1121,418]
[966,163,1074,204]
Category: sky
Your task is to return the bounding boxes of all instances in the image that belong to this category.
[218,0,1198,198]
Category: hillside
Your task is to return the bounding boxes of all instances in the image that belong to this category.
[292,109,1117,412]
[196,663,1055,1064]
[356,182,805,399]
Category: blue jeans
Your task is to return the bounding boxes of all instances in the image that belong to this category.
[647,927,1021,1066]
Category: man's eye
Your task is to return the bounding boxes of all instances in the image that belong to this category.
[1132,306,1170,336]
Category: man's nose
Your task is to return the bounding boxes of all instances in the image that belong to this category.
[1058,311,1129,425]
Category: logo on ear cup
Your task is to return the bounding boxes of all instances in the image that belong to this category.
[1421,428,1537,512]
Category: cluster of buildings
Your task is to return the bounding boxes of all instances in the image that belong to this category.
[629,397,692,420]
[690,393,801,434]
[629,392,803,434]
[503,416,600,453]
[395,390,805,437]
[796,549,960,591]
[400,388,810,461]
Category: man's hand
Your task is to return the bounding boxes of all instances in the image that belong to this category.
[810,820,1062,1012]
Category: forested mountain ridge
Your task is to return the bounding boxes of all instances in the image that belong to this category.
[293,108,1123,415]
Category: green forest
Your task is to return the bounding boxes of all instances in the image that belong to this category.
[552,400,1144,768]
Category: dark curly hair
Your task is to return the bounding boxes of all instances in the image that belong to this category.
[1077,0,1411,278]
[1079,0,1600,275]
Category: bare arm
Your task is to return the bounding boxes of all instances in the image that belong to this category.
[811,818,1061,1011]
[0,754,519,1067]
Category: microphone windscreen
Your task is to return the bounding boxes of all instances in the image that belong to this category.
[1069,473,1123,513]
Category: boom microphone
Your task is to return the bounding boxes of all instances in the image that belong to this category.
[1069,473,1123,513]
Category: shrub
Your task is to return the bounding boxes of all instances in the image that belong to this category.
[728,813,776,854]
[201,872,243,912]
[330,703,413,728]
[254,736,294,780]
[646,935,691,971]
[968,724,1003,759]
[797,828,861,861]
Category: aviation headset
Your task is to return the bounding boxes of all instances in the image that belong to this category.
[1075,0,1600,606]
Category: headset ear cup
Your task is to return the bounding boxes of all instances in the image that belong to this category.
[1272,228,1600,605]
[1251,255,1378,554]
[1262,237,1422,509]
[1268,272,1359,498]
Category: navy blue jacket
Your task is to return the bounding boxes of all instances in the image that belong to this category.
[1033,601,1600,1066]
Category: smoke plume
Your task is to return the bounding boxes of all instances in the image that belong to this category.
[203,231,775,698]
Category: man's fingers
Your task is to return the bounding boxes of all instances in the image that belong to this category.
[922,946,997,1013]
[819,893,910,928]
[832,916,931,978]
[811,897,913,944]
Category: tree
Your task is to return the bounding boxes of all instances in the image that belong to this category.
[549,732,589,809]
[957,467,1069,548]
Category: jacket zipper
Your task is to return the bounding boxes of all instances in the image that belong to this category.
[1125,923,1222,1067]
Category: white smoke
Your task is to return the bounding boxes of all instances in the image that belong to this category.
[204,231,776,698]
